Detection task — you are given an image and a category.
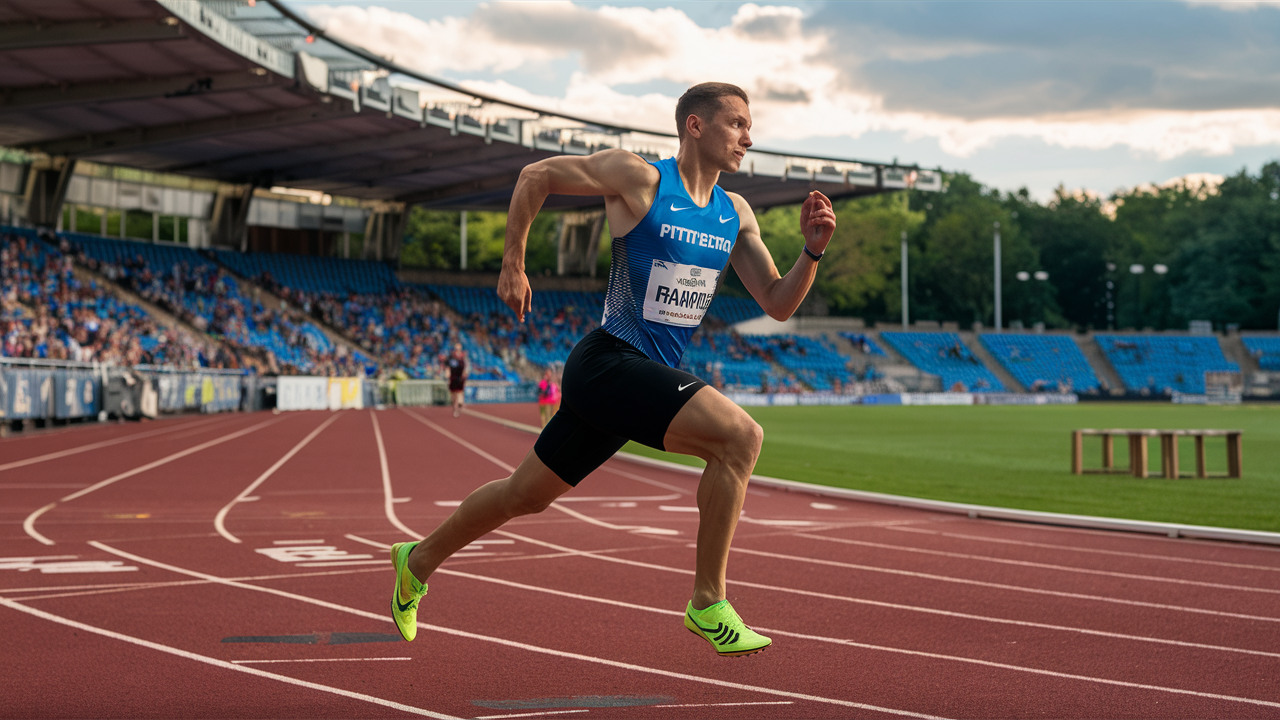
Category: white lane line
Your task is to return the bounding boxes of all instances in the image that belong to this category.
[436,495,682,506]
[474,711,588,720]
[547,503,679,537]
[88,550,941,719]
[372,411,424,540]
[603,463,771,498]
[401,408,516,473]
[232,657,413,664]
[273,539,325,545]
[215,413,342,543]
[796,533,1280,594]
[3,566,393,602]
[0,597,457,719]
[730,546,1280,624]
[652,701,793,708]
[885,525,1280,574]
[22,415,285,545]
[492,530,1280,658]
[296,560,389,568]
[0,415,222,473]
[600,466,695,495]
[23,504,60,546]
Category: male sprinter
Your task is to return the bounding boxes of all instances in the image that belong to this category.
[390,82,836,657]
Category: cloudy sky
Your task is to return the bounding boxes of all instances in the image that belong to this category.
[285,0,1280,199]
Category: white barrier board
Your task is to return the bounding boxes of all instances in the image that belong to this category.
[277,376,328,410]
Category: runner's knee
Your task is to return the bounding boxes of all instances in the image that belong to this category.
[501,479,556,517]
[706,410,762,470]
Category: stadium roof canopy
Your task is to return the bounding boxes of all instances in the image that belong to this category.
[0,0,941,212]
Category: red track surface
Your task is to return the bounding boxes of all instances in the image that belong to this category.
[2,406,1279,719]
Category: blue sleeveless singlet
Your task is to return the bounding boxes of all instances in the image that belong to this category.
[600,156,741,367]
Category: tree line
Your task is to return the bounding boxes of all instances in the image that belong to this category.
[400,161,1280,331]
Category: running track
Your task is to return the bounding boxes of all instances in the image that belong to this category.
[2,406,1278,719]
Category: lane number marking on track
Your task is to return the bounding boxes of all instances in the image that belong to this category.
[0,555,137,574]
[255,541,372,565]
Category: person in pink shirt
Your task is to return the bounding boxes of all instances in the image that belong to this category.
[537,367,561,427]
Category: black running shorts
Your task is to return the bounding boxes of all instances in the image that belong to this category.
[533,328,706,486]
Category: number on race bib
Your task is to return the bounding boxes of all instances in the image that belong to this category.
[642,260,719,327]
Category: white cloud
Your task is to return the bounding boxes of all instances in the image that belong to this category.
[1184,0,1280,11]
[308,2,1280,162]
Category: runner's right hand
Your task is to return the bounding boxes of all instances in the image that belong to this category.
[497,265,533,322]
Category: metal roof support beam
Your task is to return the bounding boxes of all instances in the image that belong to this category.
[0,18,184,51]
[397,170,527,206]
[0,71,278,114]
[24,100,356,157]
[299,144,538,186]
[171,125,434,176]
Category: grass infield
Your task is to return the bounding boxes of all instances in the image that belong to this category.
[622,403,1280,532]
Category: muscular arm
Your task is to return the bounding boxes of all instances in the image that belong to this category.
[499,149,658,320]
[729,191,837,321]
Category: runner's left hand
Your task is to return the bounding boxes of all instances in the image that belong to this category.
[800,191,836,254]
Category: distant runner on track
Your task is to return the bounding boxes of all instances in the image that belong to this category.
[441,343,467,418]
[390,82,836,657]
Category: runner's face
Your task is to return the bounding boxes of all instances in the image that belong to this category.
[702,97,752,172]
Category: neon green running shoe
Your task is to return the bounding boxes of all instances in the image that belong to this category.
[684,600,771,657]
[389,542,427,642]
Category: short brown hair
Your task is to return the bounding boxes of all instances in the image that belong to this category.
[675,82,749,140]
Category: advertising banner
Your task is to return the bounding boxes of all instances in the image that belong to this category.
[182,375,202,408]
[156,375,184,411]
[327,377,363,410]
[0,368,9,418]
[55,371,99,418]
[7,370,55,419]
[203,375,242,413]
[277,376,328,410]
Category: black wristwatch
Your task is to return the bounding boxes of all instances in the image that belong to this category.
[803,245,824,262]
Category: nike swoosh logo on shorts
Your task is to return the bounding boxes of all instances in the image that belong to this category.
[671,204,691,211]
[678,382,697,391]
[719,215,733,223]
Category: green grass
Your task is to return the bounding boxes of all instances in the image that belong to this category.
[622,403,1280,532]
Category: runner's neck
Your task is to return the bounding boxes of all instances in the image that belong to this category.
[672,148,722,208]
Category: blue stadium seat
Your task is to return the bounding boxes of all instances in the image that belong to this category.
[980,334,1099,392]
[1095,335,1238,394]
[706,295,766,325]
[839,332,887,357]
[1242,336,1280,371]
[879,332,1005,392]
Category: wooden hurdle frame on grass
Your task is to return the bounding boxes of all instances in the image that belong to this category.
[1071,429,1243,479]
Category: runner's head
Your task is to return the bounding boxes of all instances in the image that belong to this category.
[452,343,463,357]
[675,82,752,172]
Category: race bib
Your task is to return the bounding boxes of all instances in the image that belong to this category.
[642,259,719,327]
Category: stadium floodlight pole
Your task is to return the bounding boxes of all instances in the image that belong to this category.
[993,221,1002,333]
[901,229,909,329]
[460,211,468,271]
